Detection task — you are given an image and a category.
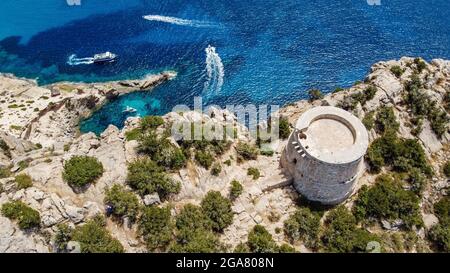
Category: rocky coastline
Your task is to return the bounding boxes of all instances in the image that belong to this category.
[0,58,448,253]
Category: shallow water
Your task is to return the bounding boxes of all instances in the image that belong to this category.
[0,0,449,134]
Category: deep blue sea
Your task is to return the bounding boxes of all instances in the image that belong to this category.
[0,0,449,134]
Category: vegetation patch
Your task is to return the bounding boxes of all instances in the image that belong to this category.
[104,184,140,222]
[353,174,422,229]
[139,206,173,251]
[201,191,233,232]
[126,158,180,199]
[62,156,104,188]
[1,201,41,230]
[235,142,259,162]
[229,180,243,200]
[247,167,261,180]
[15,174,33,189]
[284,207,321,249]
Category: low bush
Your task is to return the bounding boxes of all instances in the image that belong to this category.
[278,117,292,139]
[284,207,321,249]
[362,111,375,130]
[235,142,259,162]
[247,225,279,253]
[210,163,222,176]
[62,156,103,188]
[390,65,405,78]
[321,206,380,253]
[353,174,422,229]
[139,206,173,251]
[201,191,233,232]
[230,180,243,200]
[434,197,450,225]
[15,174,33,190]
[104,184,140,222]
[308,89,324,102]
[126,158,180,199]
[72,217,124,253]
[1,201,40,229]
[444,161,450,178]
[247,167,261,180]
[375,106,399,134]
[195,150,214,169]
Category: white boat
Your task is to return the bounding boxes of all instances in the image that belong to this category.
[93,52,117,63]
[123,106,137,113]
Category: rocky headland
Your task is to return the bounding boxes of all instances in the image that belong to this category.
[0,58,448,253]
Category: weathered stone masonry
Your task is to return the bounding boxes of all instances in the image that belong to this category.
[283,106,369,205]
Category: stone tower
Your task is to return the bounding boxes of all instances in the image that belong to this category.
[283,106,369,205]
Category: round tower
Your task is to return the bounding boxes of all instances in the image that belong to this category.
[283,106,369,205]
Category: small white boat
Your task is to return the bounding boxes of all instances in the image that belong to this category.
[93,51,117,63]
[123,106,137,113]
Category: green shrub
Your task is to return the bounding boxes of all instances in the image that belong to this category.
[428,108,449,138]
[0,167,11,179]
[308,89,324,102]
[175,204,212,242]
[235,142,259,162]
[284,207,321,249]
[62,156,103,188]
[278,243,297,253]
[321,206,379,253]
[0,139,11,158]
[195,150,214,169]
[260,149,275,157]
[337,85,377,111]
[444,161,450,178]
[414,58,427,73]
[0,183,3,194]
[15,174,33,189]
[210,163,222,176]
[125,128,142,141]
[54,223,73,252]
[104,184,140,222]
[247,167,261,180]
[234,243,251,253]
[390,65,405,78]
[140,116,164,131]
[126,158,180,199]
[408,168,427,196]
[63,143,71,152]
[1,201,40,229]
[139,206,173,251]
[428,224,450,252]
[278,117,292,139]
[375,106,399,134]
[201,191,233,232]
[18,160,29,171]
[72,217,124,253]
[366,132,432,175]
[224,159,232,166]
[353,174,422,228]
[247,225,279,253]
[434,197,450,225]
[169,230,223,253]
[230,180,243,200]
[362,111,375,130]
[138,131,186,170]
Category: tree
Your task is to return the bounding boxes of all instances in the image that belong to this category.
[247,225,278,253]
[235,142,259,162]
[353,174,422,229]
[308,89,324,102]
[62,156,104,188]
[15,174,33,189]
[375,106,399,134]
[1,201,40,229]
[428,224,450,252]
[321,206,379,253]
[72,217,124,253]
[230,180,243,200]
[139,206,173,251]
[104,184,140,222]
[247,167,261,180]
[284,207,321,249]
[278,117,292,139]
[390,65,404,78]
[140,116,164,131]
[175,204,212,242]
[127,158,180,199]
[201,191,233,232]
[434,197,450,225]
[169,230,224,253]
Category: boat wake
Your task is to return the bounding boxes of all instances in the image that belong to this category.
[67,54,94,66]
[142,15,217,28]
[203,45,225,96]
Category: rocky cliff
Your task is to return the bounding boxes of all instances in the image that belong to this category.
[0,58,448,253]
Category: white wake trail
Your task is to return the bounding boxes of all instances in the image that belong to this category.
[67,54,94,66]
[142,15,216,28]
[203,45,225,95]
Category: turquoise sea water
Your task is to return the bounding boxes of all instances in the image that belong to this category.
[0,0,449,134]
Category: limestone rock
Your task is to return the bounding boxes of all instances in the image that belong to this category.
[143,193,161,206]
